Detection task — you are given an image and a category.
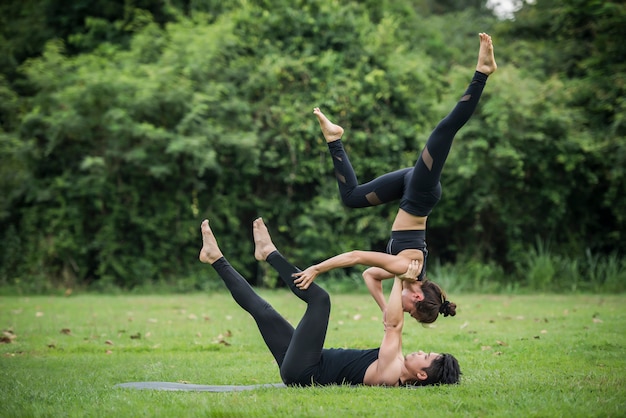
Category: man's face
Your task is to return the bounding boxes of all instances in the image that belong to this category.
[405,350,439,379]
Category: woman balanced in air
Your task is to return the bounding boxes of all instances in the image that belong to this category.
[293,33,498,323]
[199,217,460,386]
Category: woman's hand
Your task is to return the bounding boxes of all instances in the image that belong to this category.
[292,266,320,290]
[397,260,420,282]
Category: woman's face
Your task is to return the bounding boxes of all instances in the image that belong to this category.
[401,285,424,319]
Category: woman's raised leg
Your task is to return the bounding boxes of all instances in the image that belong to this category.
[402,33,497,213]
[314,107,409,207]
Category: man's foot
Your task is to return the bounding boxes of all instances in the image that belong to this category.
[199,219,224,264]
[313,107,344,143]
[253,217,277,261]
[476,32,497,75]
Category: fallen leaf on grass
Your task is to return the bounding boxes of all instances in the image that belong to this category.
[481,346,492,351]
[1,329,17,343]
[213,334,231,346]
[105,350,113,355]
[60,328,72,335]
[130,333,141,339]
[592,318,603,323]
[105,340,114,345]
[496,340,508,346]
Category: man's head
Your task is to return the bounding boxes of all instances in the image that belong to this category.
[404,351,461,386]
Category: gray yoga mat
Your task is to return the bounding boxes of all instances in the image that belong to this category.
[115,381,421,391]
[114,382,286,392]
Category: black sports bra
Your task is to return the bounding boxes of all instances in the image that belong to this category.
[386,230,428,281]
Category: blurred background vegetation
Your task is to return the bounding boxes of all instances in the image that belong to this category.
[0,0,624,294]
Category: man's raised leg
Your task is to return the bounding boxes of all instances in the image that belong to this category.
[253,217,331,385]
[199,219,293,367]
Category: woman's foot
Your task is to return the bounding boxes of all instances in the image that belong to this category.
[199,219,224,264]
[313,107,344,143]
[253,217,278,261]
[476,32,497,75]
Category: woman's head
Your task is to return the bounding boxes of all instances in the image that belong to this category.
[412,279,456,324]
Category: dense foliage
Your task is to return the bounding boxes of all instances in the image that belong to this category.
[0,0,624,292]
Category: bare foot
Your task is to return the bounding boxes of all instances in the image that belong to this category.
[476,32,497,75]
[313,107,344,143]
[199,219,224,264]
[253,217,277,261]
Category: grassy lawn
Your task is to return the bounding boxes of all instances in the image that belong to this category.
[1,292,625,417]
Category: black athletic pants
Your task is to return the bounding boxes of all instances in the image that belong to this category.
[327,71,488,217]
[211,251,330,385]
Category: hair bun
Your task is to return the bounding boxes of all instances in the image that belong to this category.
[439,300,456,317]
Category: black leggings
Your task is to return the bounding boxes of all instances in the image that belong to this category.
[328,71,488,217]
[211,251,330,385]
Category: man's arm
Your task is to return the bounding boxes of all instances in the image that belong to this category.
[369,275,405,385]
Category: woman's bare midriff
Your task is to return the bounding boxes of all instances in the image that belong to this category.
[392,208,427,231]
[397,249,425,266]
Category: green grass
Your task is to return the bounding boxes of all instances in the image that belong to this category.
[1,292,625,417]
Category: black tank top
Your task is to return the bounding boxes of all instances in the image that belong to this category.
[312,348,379,385]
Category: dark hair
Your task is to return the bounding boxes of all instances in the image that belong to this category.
[414,353,461,386]
[413,279,457,324]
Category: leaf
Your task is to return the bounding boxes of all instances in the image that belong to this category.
[1,330,16,343]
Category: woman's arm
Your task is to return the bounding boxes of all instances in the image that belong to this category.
[293,250,412,290]
[362,267,394,312]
